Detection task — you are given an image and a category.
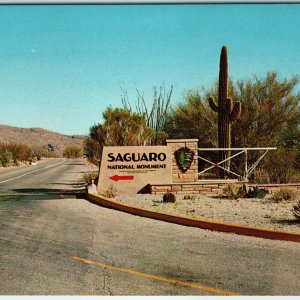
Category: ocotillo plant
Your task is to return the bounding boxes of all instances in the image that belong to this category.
[208,46,241,177]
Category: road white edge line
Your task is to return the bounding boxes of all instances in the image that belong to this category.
[0,160,66,184]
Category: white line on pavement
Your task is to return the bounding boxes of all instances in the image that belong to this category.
[0,160,66,184]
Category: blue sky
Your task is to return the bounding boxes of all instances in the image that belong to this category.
[0,4,300,135]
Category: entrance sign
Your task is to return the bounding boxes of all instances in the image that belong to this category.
[97,145,172,194]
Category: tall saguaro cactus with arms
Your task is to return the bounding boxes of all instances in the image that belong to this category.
[208,46,241,177]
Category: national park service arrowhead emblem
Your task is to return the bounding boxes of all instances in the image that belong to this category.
[175,147,195,172]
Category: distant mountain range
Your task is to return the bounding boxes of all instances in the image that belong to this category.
[0,125,85,153]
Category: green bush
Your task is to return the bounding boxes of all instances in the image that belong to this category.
[222,183,245,200]
[251,168,270,184]
[246,186,268,199]
[82,172,98,185]
[102,184,118,198]
[183,195,196,200]
[163,192,176,203]
[3,142,32,165]
[0,150,12,167]
[258,147,300,184]
[271,188,298,202]
[63,145,83,159]
[222,184,268,199]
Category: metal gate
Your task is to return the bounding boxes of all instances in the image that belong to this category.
[197,147,277,181]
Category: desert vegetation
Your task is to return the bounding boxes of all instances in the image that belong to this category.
[165,72,300,183]
[102,184,118,198]
[162,192,176,203]
[122,85,173,145]
[0,142,58,167]
[82,171,98,186]
[63,145,83,159]
[0,125,85,167]
[221,183,269,200]
[85,70,300,184]
[0,141,84,167]
[84,106,154,167]
[0,142,32,167]
[271,188,298,203]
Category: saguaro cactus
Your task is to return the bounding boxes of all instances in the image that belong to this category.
[208,46,241,177]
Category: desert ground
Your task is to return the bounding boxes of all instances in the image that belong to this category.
[115,193,300,233]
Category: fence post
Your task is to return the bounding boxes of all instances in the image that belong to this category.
[244,149,248,180]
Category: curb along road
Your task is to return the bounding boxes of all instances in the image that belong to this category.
[88,192,300,243]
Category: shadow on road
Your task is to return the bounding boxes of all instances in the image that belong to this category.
[13,188,87,200]
[51,182,85,187]
[0,195,23,201]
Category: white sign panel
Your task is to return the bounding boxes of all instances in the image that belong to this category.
[97,145,172,194]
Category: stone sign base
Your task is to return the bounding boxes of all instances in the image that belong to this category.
[149,180,239,195]
[149,181,300,195]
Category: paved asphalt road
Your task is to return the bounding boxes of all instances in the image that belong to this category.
[0,158,299,295]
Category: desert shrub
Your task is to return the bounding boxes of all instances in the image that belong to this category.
[271,188,298,202]
[258,147,300,184]
[122,85,173,145]
[251,168,271,184]
[83,137,102,166]
[0,142,33,165]
[245,186,268,199]
[82,172,98,185]
[85,107,155,167]
[293,200,300,220]
[102,184,118,198]
[31,145,48,160]
[163,192,176,203]
[0,150,13,167]
[63,145,83,159]
[4,142,32,165]
[44,151,60,158]
[222,183,245,200]
[183,195,196,200]
[165,72,300,183]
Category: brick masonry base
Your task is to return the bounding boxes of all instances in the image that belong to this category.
[149,181,300,195]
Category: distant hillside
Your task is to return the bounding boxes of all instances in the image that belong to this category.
[0,125,85,153]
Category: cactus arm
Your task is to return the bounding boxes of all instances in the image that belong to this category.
[230,101,242,121]
[209,96,219,112]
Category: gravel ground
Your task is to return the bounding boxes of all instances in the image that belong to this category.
[114,193,300,233]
